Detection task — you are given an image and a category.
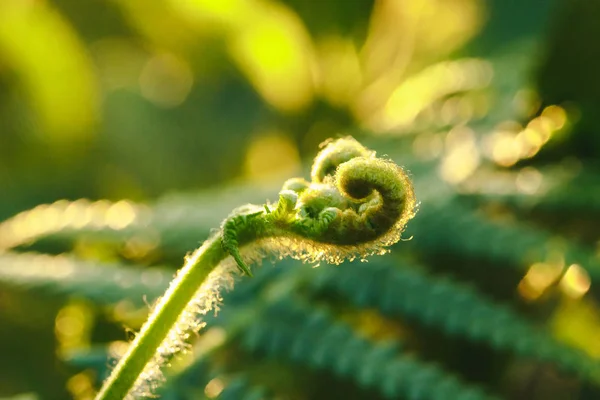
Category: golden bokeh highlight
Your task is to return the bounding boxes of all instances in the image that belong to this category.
[492,138,520,166]
[515,167,543,195]
[244,132,301,180]
[167,0,316,111]
[64,200,95,229]
[542,105,567,130]
[105,201,138,230]
[439,126,481,184]
[229,2,314,112]
[204,377,225,398]
[55,301,94,355]
[560,264,591,299]
[0,253,74,283]
[371,59,492,132]
[347,309,408,342]
[102,0,488,126]
[518,261,564,301]
[439,95,479,126]
[356,0,483,124]
[108,340,130,359]
[0,199,148,251]
[67,371,97,400]
[485,105,568,167]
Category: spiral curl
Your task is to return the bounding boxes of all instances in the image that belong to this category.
[310,137,375,183]
[221,137,416,275]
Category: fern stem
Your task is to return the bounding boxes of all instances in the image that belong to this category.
[95,236,226,400]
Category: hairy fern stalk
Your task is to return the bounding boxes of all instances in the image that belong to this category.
[95,137,416,400]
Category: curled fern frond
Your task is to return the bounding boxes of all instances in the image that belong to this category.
[310,137,375,183]
[96,137,416,400]
[222,137,417,275]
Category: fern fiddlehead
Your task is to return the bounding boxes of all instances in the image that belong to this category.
[221,137,416,274]
[95,137,416,400]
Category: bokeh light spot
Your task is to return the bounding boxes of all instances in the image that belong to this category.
[105,201,137,230]
[515,167,543,195]
[67,371,96,400]
[55,301,93,355]
[541,105,567,130]
[139,53,194,108]
[244,132,300,180]
[204,377,225,398]
[560,264,591,299]
[229,3,314,112]
[518,262,563,301]
[439,126,480,183]
[490,131,521,167]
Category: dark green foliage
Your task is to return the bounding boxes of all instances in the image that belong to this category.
[306,258,599,381]
[407,200,600,279]
[216,378,271,400]
[240,297,498,400]
[537,0,600,161]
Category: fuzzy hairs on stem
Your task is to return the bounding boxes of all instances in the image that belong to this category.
[95,137,416,400]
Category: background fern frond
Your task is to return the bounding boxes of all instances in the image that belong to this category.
[303,257,600,382]
[460,167,600,217]
[0,252,169,306]
[239,296,500,400]
[406,200,600,280]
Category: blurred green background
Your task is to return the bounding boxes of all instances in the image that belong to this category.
[1,0,600,399]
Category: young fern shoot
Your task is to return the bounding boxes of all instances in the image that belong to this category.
[95,137,417,400]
